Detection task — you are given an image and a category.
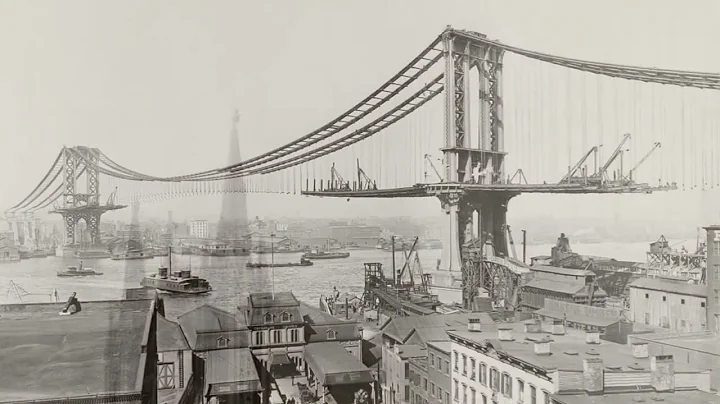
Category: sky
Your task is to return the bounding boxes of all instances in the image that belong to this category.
[1,0,719,227]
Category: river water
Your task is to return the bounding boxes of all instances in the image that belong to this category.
[0,240,691,318]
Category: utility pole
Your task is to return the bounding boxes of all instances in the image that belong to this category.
[271,233,276,299]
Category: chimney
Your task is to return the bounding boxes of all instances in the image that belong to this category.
[551,319,566,335]
[582,358,604,395]
[524,319,541,333]
[632,342,649,359]
[585,331,600,344]
[533,338,552,356]
[467,318,482,332]
[498,326,513,341]
[650,355,675,392]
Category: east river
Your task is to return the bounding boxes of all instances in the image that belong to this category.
[0,240,687,318]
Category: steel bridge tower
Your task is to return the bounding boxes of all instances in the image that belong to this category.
[50,147,126,247]
[428,29,516,304]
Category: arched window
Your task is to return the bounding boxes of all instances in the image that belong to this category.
[217,337,229,349]
[264,313,273,323]
[281,312,291,322]
[326,329,337,340]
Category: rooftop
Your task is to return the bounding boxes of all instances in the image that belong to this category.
[427,340,452,354]
[553,390,720,404]
[630,277,707,298]
[530,265,594,277]
[382,312,495,344]
[448,322,706,373]
[157,314,190,352]
[0,299,153,402]
[249,292,300,308]
[631,331,720,356]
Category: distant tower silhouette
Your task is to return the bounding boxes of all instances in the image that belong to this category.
[217,110,248,240]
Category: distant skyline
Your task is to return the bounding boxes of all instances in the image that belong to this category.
[2,1,719,229]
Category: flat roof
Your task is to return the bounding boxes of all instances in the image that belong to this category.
[427,340,452,354]
[249,292,299,308]
[448,322,707,373]
[553,390,720,404]
[205,348,262,397]
[305,342,374,386]
[632,331,720,356]
[0,299,153,402]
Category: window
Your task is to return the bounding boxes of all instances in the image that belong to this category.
[715,289,720,306]
[423,377,428,391]
[445,359,450,375]
[453,351,459,371]
[326,329,337,340]
[272,329,283,343]
[479,363,487,386]
[662,296,666,302]
[645,293,649,299]
[681,299,686,304]
[714,265,720,280]
[254,331,265,345]
[470,388,476,404]
[431,382,436,397]
[281,312,291,322]
[481,394,487,404]
[542,390,550,404]
[489,368,499,391]
[501,373,512,398]
[437,388,443,403]
[518,379,525,403]
[217,337,229,348]
[264,312,273,323]
[702,302,706,308]
[469,358,476,380]
[462,384,467,404]
[289,328,300,343]
[158,362,175,389]
[462,354,467,375]
[453,379,459,401]
[445,391,450,404]
[530,385,537,404]
[430,352,435,368]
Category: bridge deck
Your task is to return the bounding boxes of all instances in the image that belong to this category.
[301,183,677,198]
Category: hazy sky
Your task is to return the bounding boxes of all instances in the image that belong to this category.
[1,0,719,227]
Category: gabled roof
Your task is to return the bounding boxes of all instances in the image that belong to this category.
[157,315,190,352]
[382,313,495,344]
[177,304,247,348]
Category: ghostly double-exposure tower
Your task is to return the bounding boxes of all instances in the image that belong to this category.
[216,110,248,241]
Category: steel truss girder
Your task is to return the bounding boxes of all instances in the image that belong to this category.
[462,258,522,309]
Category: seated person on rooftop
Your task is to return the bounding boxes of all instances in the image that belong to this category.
[61,292,82,315]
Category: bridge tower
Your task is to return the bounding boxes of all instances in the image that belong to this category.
[50,147,126,248]
[428,28,517,304]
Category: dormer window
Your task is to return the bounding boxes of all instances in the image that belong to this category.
[326,329,337,340]
[281,312,291,323]
[264,313,273,324]
[217,337,229,349]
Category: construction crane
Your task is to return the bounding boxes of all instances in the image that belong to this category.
[559,146,599,184]
[625,142,661,182]
[596,133,632,184]
[330,163,350,190]
[356,159,377,190]
[423,154,444,182]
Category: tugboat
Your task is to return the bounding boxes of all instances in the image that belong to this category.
[301,250,350,260]
[57,261,103,277]
[246,258,314,269]
[140,247,212,295]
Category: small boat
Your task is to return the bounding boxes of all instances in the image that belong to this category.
[140,247,211,295]
[246,258,314,269]
[301,250,350,260]
[57,264,103,277]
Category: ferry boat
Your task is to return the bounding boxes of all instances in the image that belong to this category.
[301,250,350,260]
[111,249,154,260]
[57,264,103,277]
[140,248,211,295]
[246,258,313,269]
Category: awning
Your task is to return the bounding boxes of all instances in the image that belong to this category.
[268,352,292,367]
[305,342,374,386]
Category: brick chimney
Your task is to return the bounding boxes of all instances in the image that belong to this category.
[631,342,649,359]
[533,338,552,356]
[524,319,541,333]
[498,326,513,341]
[551,319,566,335]
[585,331,600,344]
[467,318,482,332]
[650,355,675,392]
[583,358,604,395]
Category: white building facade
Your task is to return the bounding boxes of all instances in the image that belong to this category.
[188,220,209,239]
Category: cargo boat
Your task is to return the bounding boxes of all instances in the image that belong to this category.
[57,264,103,277]
[141,248,211,295]
[301,250,350,260]
[111,249,154,260]
[246,258,313,268]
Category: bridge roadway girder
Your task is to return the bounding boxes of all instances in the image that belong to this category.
[462,256,525,310]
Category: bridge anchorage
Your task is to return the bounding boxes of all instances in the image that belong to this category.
[49,147,126,250]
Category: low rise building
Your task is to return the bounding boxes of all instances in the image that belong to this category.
[427,341,452,404]
[0,298,158,403]
[521,265,608,310]
[188,220,209,239]
[532,298,634,343]
[628,277,707,331]
[449,319,714,404]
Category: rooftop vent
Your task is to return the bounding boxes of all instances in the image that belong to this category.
[467,318,482,332]
[585,349,600,356]
[497,327,513,341]
[605,365,622,371]
[524,319,541,333]
[563,350,579,356]
[551,319,565,335]
[628,363,645,371]
[533,337,552,356]
[631,342,649,359]
[585,331,601,345]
